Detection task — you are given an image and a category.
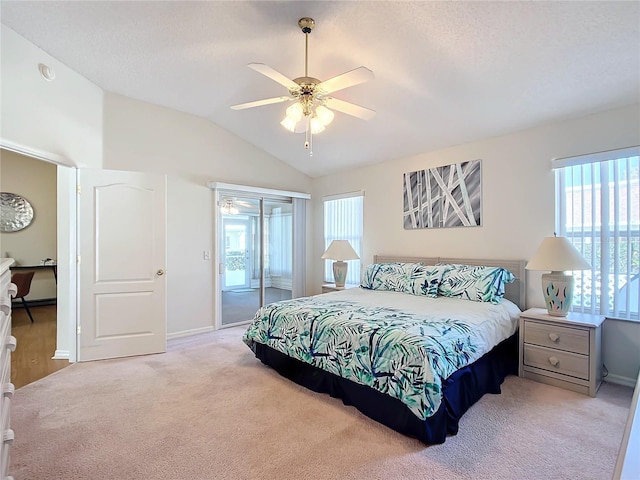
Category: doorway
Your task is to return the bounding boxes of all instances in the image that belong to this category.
[219,196,294,326]
[212,183,309,328]
[0,147,70,386]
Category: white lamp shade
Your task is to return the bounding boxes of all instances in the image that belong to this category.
[309,116,325,134]
[315,105,334,126]
[286,103,303,122]
[280,116,298,132]
[525,236,591,272]
[321,240,359,261]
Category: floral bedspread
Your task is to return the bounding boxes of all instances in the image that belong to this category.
[242,296,483,420]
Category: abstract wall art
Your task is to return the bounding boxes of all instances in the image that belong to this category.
[403,159,482,229]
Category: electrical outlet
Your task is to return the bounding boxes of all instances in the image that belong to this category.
[203,250,211,260]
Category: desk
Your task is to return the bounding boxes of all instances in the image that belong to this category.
[10,264,57,283]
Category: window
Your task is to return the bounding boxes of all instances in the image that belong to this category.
[323,192,364,285]
[554,146,640,320]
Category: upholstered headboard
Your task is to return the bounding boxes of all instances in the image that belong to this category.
[372,255,527,311]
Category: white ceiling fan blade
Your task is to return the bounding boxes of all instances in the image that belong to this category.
[248,63,299,91]
[318,67,374,94]
[324,98,376,121]
[230,96,291,110]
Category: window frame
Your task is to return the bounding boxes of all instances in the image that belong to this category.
[322,191,364,285]
[554,146,640,321]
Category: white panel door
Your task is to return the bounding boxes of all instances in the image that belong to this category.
[78,169,166,362]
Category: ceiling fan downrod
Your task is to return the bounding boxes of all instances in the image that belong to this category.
[298,17,315,79]
[299,17,316,156]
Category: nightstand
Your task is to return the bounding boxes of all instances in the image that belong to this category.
[519,307,604,397]
[321,283,358,293]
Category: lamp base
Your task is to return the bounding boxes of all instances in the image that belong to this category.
[542,271,574,317]
[332,261,348,288]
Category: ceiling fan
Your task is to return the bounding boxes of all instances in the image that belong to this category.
[219,197,256,215]
[230,17,375,155]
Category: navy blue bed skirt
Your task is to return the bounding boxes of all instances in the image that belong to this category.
[250,333,518,444]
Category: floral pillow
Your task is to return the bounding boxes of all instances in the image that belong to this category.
[361,262,422,293]
[408,265,448,298]
[436,264,516,304]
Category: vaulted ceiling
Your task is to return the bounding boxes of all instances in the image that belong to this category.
[2,1,639,177]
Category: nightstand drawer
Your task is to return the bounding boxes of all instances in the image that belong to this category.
[523,344,589,380]
[523,320,589,355]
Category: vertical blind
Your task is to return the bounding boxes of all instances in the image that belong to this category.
[323,193,364,285]
[554,147,639,320]
[269,208,292,278]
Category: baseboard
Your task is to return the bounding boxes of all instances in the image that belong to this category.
[52,350,69,360]
[606,373,638,388]
[167,326,215,340]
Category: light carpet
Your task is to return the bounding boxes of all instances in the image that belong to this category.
[11,326,632,480]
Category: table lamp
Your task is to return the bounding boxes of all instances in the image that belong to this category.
[321,240,359,288]
[525,235,591,316]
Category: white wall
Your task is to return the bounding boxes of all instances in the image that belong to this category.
[311,104,640,384]
[101,92,313,336]
[0,150,57,300]
[1,26,103,361]
[0,25,103,168]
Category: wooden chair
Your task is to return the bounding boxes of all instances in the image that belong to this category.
[11,271,35,323]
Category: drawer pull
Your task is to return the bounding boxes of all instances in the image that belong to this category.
[548,333,560,342]
[8,283,18,298]
[0,298,9,315]
[3,383,14,399]
[6,336,17,352]
[3,429,14,445]
[548,356,560,367]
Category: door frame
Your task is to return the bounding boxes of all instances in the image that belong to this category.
[0,138,78,362]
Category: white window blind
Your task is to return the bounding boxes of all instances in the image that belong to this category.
[269,208,292,278]
[323,193,363,285]
[554,147,639,320]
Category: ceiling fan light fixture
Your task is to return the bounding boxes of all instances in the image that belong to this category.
[280,116,298,132]
[315,105,334,126]
[220,199,239,215]
[309,116,326,134]
[286,103,304,122]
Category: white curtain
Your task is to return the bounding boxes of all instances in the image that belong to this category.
[323,193,363,285]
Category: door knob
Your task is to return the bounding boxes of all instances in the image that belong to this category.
[156,269,165,276]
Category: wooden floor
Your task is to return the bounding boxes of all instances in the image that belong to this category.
[11,304,69,389]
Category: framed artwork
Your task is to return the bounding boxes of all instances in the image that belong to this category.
[403,159,482,229]
[0,192,34,233]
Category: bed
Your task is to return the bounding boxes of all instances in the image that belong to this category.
[243,255,526,444]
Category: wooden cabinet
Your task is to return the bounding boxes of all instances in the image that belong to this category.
[0,259,16,480]
[519,308,604,397]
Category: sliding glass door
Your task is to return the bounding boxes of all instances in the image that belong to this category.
[264,199,293,306]
[219,194,294,326]
[222,217,251,291]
